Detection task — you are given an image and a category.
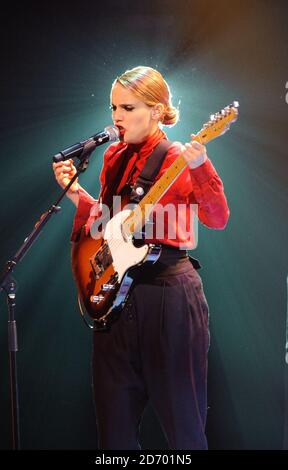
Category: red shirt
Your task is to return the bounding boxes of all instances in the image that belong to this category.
[71,128,229,249]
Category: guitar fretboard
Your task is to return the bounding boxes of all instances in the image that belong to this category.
[121,102,239,237]
[121,153,188,236]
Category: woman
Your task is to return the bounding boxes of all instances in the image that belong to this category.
[53,66,229,450]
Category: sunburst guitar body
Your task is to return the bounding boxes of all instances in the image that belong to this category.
[71,102,239,328]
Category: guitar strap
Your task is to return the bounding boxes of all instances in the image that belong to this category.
[129,139,172,203]
[129,139,201,270]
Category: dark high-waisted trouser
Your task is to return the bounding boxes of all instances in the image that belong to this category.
[92,248,210,450]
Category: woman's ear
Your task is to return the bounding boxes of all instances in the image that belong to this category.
[152,103,165,121]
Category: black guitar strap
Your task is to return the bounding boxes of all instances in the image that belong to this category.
[128,138,202,271]
[129,139,172,203]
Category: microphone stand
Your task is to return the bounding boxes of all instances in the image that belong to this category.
[0,139,96,450]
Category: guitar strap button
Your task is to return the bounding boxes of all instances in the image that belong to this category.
[135,186,144,196]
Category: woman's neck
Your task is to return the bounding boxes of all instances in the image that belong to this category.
[128,127,163,152]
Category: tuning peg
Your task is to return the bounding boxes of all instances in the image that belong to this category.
[233,100,239,108]
[210,114,215,121]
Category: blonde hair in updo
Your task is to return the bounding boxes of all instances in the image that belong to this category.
[113,66,179,127]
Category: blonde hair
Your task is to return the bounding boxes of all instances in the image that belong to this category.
[113,66,179,126]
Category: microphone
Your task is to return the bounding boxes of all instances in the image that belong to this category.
[53,125,119,163]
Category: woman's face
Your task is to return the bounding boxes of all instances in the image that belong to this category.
[111,83,159,144]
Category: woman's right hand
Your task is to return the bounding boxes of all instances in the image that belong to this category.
[52,159,79,194]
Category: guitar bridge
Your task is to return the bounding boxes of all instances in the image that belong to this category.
[90,242,113,279]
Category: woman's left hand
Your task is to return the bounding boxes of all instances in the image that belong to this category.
[182,134,207,169]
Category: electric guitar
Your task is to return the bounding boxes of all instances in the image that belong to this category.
[71,102,239,328]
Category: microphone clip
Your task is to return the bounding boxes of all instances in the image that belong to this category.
[78,138,97,163]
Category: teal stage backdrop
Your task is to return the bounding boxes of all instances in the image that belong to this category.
[0,0,288,450]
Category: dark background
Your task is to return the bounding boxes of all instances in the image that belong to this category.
[0,0,288,450]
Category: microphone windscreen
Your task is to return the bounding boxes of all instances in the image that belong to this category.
[105,125,120,141]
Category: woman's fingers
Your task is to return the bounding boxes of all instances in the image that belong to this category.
[52,159,78,191]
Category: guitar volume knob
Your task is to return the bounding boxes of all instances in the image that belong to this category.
[90,295,104,304]
[102,284,115,291]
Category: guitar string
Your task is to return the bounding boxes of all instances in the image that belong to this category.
[96,166,186,256]
[92,153,193,255]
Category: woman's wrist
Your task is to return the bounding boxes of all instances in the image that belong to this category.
[66,186,80,207]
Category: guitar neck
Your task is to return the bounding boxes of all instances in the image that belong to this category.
[121,102,239,237]
[121,152,189,237]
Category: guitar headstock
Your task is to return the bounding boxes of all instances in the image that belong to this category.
[194,101,239,145]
